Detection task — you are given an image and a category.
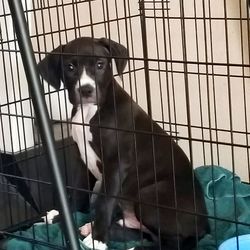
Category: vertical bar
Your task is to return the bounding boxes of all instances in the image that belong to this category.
[206,0,219,247]
[139,0,152,117]
[222,0,239,247]
[243,0,250,181]
[7,1,80,249]
[179,0,198,247]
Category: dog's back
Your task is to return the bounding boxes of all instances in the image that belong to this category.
[89,82,209,249]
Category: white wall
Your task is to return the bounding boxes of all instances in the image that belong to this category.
[0,0,35,153]
[1,0,249,181]
[144,0,250,181]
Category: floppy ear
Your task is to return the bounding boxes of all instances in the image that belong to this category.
[37,45,64,90]
[98,38,128,75]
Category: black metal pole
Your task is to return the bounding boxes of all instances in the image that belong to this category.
[139,0,152,117]
[7,1,80,249]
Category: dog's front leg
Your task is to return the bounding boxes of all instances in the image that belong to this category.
[82,166,122,249]
[82,166,121,250]
[92,167,121,243]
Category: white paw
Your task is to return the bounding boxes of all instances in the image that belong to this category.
[42,209,59,224]
[79,222,93,236]
[82,233,107,250]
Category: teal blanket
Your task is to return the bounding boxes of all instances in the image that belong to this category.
[196,166,250,249]
[3,212,150,250]
[4,166,250,249]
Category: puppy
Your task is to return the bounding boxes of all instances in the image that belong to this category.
[38,37,209,250]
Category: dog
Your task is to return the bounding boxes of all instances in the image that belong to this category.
[38,37,209,250]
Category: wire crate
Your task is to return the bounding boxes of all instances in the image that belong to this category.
[1,0,250,249]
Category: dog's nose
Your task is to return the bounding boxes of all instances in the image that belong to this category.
[78,84,94,97]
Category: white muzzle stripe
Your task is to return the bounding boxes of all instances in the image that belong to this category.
[79,67,95,88]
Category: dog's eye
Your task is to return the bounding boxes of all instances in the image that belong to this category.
[96,61,104,70]
[67,63,75,72]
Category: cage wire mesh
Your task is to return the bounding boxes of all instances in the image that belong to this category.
[0,0,250,249]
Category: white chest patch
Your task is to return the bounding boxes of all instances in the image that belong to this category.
[71,104,102,180]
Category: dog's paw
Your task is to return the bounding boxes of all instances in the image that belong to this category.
[79,222,93,236]
[42,209,59,224]
[82,233,107,250]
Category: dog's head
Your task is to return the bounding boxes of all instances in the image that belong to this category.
[38,37,128,106]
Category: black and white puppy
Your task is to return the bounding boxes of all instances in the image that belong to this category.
[38,37,209,250]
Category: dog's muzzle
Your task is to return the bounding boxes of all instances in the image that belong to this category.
[77,84,97,104]
[79,84,94,98]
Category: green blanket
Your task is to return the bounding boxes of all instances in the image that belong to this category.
[4,166,250,249]
[3,212,150,250]
[196,166,250,249]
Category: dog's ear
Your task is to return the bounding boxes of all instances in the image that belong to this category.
[37,45,64,90]
[99,38,128,75]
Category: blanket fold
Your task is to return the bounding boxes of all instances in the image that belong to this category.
[196,165,250,250]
